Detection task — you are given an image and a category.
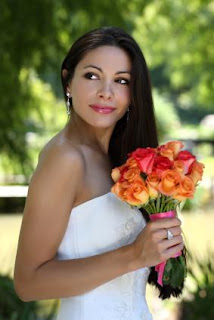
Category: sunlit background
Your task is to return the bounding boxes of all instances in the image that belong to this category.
[0,0,214,319]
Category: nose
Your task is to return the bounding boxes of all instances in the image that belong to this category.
[97,81,113,100]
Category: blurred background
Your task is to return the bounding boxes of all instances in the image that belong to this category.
[0,0,213,319]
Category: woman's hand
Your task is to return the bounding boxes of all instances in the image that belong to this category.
[130,217,184,270]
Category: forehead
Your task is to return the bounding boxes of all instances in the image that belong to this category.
[76,45,132,71]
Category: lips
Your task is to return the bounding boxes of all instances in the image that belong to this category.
[89,104,116,114]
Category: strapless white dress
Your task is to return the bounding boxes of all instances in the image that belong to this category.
[56,191,153,320]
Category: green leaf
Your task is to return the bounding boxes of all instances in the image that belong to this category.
[163,257,187,288]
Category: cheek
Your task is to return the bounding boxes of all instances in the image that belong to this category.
[117,87,131,105]
[71,80,93,105]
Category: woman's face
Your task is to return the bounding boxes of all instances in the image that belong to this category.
[66,45,131,128]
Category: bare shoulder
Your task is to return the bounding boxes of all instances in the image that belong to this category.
[37,136,85,174]
[21,137,86,223]
[33,136,83,184]
[14,137,86,275]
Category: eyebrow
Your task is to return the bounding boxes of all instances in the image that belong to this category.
[83,64,131,75]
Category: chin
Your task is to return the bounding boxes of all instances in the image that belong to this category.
[74,110,118,129]
[93,121,116,129]
[89,117,116,127]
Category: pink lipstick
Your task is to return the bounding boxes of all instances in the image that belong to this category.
[89,104,116,114]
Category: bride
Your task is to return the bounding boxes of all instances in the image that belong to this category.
[14,26,183,319]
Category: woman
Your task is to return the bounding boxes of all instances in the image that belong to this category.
[14,26,183,320]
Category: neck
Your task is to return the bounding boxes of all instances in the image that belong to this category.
[64,111,116,155]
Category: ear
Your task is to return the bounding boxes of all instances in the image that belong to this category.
[62,68,68,79]
[62,69,72,95]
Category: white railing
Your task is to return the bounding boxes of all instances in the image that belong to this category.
[0,186,28,197]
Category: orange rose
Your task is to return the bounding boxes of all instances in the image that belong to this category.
[177,150,196,174]
[188,160,205,184]
[111,163,129,183]
[159,148,174,161]
[173,176,195,201]
[146,172,160,199]
[111,181,130,200]
[111,168,121,182]
[123,167,141,183]
[111,181,149,206]
[147,184,159,199]
[158,170,181,196]
[146,172,160,188]
[124,180,149,205]
[173,160,185,175]
[126,157,139,168]
[158,141,184,160]
[112,180,149,206]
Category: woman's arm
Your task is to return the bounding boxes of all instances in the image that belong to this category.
[14,141,183,302]
[14,142,135,301]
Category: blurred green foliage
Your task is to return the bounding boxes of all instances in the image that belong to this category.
[182,185,210,211]
[0,0,213,178]
[0,274,58,320]
[178,252,214,320]
[133,0,214,120]
[153,90,181,141]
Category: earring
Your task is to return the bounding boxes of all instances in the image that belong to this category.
[127,106,130,122]
[66,92,71,115]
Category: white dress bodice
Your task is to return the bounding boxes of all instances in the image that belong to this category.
[56,191,153,320]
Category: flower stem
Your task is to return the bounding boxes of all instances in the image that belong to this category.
[150,200,157,213]
[144,203,153,214]
[160,195,166,212]
[156,193,161,212]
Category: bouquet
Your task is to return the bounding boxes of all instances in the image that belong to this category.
[111,141,205,297]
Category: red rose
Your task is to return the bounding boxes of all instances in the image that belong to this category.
[177,150,196,174]
[129,148,157,174]
[153,155,173,177]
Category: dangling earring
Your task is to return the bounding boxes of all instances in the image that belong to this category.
[127,106,130,122]
[66,92,71,115]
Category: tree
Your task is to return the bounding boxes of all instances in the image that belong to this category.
[133,0,214,122]
[1,0,213,178]
[0,0,133,177]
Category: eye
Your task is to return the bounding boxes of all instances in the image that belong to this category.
[116,78,130,85]
[84,72,98,80]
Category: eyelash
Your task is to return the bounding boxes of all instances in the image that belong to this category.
[84,72,130,85]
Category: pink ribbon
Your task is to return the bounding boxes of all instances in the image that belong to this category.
[150,210,182,286]
[155,261,166,286]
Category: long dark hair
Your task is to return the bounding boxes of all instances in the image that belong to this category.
[61,26,158,165]
[61,26,182,300]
